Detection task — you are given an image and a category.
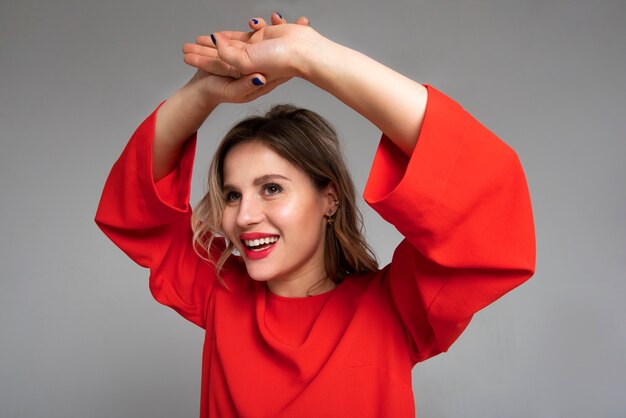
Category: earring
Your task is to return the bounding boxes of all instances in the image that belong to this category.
[327,200,340,225]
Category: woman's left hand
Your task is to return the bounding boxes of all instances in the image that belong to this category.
[184,13,311,81]
[194,13,320,83]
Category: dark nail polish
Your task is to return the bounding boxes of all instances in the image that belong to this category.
[276,12,283,19]
[210,34,216,45]
[252,77,264,86]
[251,18,259,24]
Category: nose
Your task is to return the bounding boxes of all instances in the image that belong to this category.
[236,194,264,228]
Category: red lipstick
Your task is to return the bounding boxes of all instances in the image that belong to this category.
[240,232,279,260]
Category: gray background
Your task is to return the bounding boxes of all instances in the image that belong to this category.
[1,0,625,416]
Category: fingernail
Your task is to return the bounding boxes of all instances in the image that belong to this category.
[210,33,216,45]
[275,12,283,19]
[252,77,264,86]
[251,18,259,24]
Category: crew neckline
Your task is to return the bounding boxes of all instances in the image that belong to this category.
[266,287,336,302]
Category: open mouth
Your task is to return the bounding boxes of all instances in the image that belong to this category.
[242,236,279,252]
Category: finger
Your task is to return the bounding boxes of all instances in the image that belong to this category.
[248,17,267,30]
[183,52,242,79]
[198,31,253,47]
[221,73,267,102]
[271,12,285,25]
[183,42,219,58]
[239,76,292,103]
[196,35,217,48]
[295,16,310,26]
[211,33,254,73]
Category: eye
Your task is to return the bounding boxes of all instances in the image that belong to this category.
[224,190,241,202]
[262,183,283,196]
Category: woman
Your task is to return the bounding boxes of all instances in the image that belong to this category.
[96,13,535,418]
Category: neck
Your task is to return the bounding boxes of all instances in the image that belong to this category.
[267,274,336,298]
[306,276,336,297]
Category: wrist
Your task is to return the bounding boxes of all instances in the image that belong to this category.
[292,28,334,81]
[297,33,344,88]
[185,72,221,111]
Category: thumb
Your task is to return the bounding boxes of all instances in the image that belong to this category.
[221,73,267,102]
[211,32,254,73]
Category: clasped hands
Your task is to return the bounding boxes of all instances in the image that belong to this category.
[182,13,317,105]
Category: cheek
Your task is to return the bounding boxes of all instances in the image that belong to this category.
[273,197,324,232]
[272,201,299,220]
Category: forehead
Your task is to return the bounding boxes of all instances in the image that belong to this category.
[222,140,310,186]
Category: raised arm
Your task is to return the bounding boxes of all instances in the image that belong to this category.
[152,62,268,180]
[302,37,428,156]
[207,20,427,155]
[153,16,312,180]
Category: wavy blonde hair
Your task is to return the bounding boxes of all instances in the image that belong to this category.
[192,104,378,284]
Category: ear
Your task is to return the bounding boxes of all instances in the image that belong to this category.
[321,183,339,216]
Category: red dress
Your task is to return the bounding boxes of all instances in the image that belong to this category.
[95,86,535,417]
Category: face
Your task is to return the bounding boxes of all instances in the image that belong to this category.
[221,140,336,295]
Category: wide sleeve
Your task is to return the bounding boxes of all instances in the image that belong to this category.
[94,104,217,328]
[364,86,536,363]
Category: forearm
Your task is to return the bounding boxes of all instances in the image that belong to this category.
[153,75,218,181]
[299,35,428,155]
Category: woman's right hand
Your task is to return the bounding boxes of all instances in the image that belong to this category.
[180,54,275,107]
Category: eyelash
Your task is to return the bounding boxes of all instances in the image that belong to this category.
[262,183,283,195]
[224,191,241,202]
[223,183,283,203]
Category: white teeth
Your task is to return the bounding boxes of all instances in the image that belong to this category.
[243,236,278,248]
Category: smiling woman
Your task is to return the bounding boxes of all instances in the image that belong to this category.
[95,12,535,418]
[193,104,377,297]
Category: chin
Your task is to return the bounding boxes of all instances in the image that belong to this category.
[243,264,277,283]
[247,273,274,283]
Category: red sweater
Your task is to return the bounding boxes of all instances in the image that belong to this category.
[95,86,535,417]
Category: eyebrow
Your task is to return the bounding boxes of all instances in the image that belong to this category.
[223,174,291,191]
[253,174,291,186]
